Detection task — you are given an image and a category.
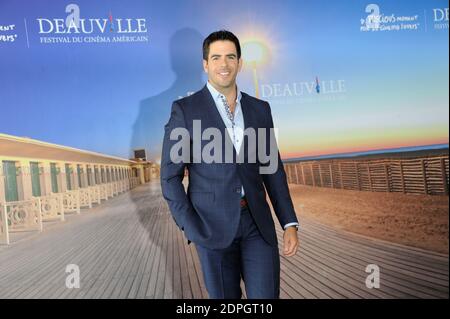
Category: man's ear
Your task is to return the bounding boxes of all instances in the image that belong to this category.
[202,59,208,73]
[238,58,243,72]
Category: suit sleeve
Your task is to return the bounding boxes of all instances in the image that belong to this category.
[160,101,195,230]
[261,101,299,229]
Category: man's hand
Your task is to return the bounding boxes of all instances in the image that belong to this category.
[283,226,299,257]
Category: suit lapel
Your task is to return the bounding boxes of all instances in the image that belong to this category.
[238,93,255,160]
[200,85,237,160]
[200,85,226,131]
[239,93,255,131]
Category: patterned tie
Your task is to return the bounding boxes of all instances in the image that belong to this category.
[220,95,235,125]
[219,95,236,143]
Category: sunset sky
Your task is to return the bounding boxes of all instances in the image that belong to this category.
[0,0,448,161]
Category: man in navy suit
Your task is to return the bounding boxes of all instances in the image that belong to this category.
[161,30,299,299]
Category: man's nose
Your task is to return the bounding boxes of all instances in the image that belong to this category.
[220,57,228,67]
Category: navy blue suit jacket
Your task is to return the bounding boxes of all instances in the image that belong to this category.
[161,85,298,249]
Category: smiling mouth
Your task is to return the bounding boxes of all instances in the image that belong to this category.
[218,71,230,77]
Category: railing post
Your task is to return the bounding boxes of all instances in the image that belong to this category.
[440,158,449,196]
[355,162,360,191]
[310,163,315,187]
[59,193,65,217]
[0,203,10,245]
[37,198,43,232]
[384,162,390,192]
[318,164,324,187]
[301,164,306,185]
[329,164,334,189]
[87,189,92,209]
[399,161,405,193]
[75,190,81,214]
[421,159,428,195]
[60,194,65,221]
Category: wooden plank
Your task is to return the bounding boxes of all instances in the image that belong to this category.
[280,258,344,298]
[0,182,448,300]
[146,209,168,298]
[136,205,164,298]
[127,209,160,298]
[300,220,449,274]
[176,223,192,299]
[164,214,175,298]
[276,225,447,298]
[292,225,449,291]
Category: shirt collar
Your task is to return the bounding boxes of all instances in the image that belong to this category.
[206,81,242,103]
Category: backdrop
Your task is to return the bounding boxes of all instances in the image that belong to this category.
[1,0,448,162]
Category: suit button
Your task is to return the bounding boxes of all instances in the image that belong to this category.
[235,187,241,193]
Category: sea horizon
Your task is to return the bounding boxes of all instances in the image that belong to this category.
[284,143,449,162]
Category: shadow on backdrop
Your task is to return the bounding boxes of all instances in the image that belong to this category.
[129,28,204,298]
[131,28,205,164]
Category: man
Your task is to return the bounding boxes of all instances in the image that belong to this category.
[161,30,299,299]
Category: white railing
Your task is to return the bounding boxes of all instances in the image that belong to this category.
[62,191,80,215]
[0,204,8,244]
[130,177,139,188]
[99,184,108,201]
[107,183,114,198]
[40,193,64,222]
[0,173,139,245]
[113,182,118,196]
[89,186,101,205]
[0,198,43,244]
[79,188,92,209]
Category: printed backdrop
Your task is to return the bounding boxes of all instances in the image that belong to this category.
[0,0,448,162]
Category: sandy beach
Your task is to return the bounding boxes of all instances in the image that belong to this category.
[288,184,449,254]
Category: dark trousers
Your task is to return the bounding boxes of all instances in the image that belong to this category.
[195,206,280,299]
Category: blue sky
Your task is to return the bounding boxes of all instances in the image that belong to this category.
[0,0,448,160]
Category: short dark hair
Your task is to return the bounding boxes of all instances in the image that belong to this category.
[202,30,241,61]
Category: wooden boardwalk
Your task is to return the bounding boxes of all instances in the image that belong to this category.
[0,182,448,299]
